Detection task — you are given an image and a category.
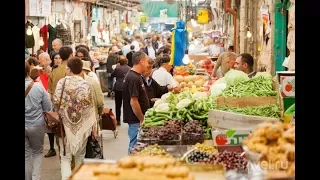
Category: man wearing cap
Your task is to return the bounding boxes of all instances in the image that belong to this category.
[81,60,105,129]
[143,39,156,60]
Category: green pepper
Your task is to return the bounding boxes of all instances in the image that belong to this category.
[191,113,208,120]
[203,103,208,112]
[197,101,203,111]
[155,114,171,119]
[169,111,174,118]
[176,111,182,120]
[186,113,193,121]
[156,111,170,115]
[151,116,166,122]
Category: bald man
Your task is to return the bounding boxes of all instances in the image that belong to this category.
[51,39,63,54]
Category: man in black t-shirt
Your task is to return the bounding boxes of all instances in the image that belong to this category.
[122,51,150,153]
[126,45,135,67]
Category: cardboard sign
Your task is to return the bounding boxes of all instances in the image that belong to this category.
[211,128,250,146]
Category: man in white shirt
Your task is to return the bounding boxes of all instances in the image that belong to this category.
[152,55,177,87]
[143,39,156,60]
[131,35,141,52]
[122,40,131,56]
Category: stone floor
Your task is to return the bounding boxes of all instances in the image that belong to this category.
[41,96,129,180]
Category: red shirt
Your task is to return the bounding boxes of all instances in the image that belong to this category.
[37,70,49,91]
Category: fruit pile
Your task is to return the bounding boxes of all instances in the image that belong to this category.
[198,58,214,75]
[140,126,161,139]
[193,143,218,154]
[129,143,149,155]
[133,144,171,157]
[187,150,247,170]
[174,64,195,76]
[182,120,205,145]
[158,120,183,144]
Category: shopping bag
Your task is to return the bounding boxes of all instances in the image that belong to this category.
[85,136,103,159]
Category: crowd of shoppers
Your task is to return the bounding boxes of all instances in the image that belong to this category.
[25,32,178,179]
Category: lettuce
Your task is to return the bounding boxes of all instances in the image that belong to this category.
[176,99,193,109]
[161,92,178,104]
[224,69,249,86]
[155,103,170,112]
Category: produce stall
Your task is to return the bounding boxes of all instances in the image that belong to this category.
[123,66,294,179]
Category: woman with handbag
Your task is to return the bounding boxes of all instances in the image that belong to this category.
[25,62,52,180]
[53,57,98,180]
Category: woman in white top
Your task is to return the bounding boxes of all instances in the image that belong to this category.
[152,55,177,88]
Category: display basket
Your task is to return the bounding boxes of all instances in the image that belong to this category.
[137,128,160,145]
[181,131,205,145]
[158,134,181,145]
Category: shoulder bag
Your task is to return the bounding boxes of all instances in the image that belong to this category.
[43,78,67,155]
[25,81,35,97]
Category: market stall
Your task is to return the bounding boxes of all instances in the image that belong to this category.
[69,66,295,179]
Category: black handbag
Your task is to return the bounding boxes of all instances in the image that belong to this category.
[85,136,103,159]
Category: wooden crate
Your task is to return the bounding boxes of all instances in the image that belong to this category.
[207,110,280,131]
[216,96,277,108]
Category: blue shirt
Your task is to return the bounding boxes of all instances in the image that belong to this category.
[25,78,52,127]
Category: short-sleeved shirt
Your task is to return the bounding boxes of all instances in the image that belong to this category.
[122,70,150,124]
[152,67,177,87]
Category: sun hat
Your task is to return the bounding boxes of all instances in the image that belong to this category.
[82,60,91,71]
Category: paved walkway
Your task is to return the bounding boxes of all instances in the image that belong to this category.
[41,96,129,180]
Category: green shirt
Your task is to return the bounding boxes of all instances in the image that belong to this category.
[48,63,67,94]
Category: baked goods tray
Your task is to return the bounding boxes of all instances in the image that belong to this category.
[183,163,226,180]
[69,159,116,180]
[69,160,226,180]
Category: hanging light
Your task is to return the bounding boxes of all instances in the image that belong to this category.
[26,26,32,36]
[39,37,44,46]
[182,50,190,64]
[246,27,252,38]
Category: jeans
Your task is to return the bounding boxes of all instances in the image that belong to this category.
[128,123,140,154]
[59,137,87,180]
[107,74,114,90]
[114,90,123,122]
[25,125,45,180]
